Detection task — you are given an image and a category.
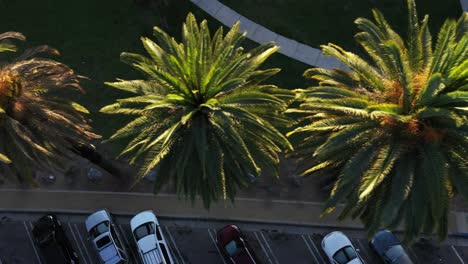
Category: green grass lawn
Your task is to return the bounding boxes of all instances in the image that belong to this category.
[0,0,310,151]
[220,0,463,53]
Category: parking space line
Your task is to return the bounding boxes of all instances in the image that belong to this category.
[253,232,273,264]
[301,235,319,263]
[355,239,371,262]
[207,229,227,264]
[307,235,326,264]
[67,223,88,264]
[259,232,280,264]
[73,224,93,264]
[164,226,185,264]
[23,221,42,264]
[117,225,139,264]
[451,245,465,264]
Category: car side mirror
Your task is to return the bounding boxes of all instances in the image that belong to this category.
[356,248,360,252]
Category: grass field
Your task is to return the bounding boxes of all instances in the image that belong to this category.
[220,0,463,52]
[0,0,310,149]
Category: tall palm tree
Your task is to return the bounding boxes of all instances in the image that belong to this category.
[0,32,99,183]
[288,0,467,242]
[101,14,293,207]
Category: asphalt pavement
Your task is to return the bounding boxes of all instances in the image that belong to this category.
[0,212,467,264]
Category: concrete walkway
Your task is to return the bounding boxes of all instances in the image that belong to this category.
[0,189,466,234]
[191,0,468,69]
[190,0,343,69]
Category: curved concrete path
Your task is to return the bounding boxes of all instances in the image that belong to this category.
[191,0,467,69]
[190,0,344,69]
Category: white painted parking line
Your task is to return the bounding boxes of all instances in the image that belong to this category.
[452,245,465,264]
[164,226,185,264]
[253,232,273,264]
[355,239,371,262]
[23,221,42,264]
[307,235,326,264]
[259,232,280,264]
[208,229,227,264]
[301,235,319,263]
[73,224,93,264]
[67,223,88,264]
[117,225,139,264]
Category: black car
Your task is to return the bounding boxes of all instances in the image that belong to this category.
[370,230,413,264]
[32,214,79,264]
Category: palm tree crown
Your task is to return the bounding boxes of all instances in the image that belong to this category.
[101,14,293,207]
[289,0,467,242]
[0,32,98,183]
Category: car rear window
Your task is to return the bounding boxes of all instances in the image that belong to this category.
[96,235,111,249]
[224,240,240,257]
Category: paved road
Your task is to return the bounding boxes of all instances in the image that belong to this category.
[0,212,467,264]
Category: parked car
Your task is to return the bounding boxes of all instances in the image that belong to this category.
[85,209,128,264]
[32,214,79,264]
[216,225,260,264]
[370,230,413,264]
[130,210,174,264]
[321,231,365,264]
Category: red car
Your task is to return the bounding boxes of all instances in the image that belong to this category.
[216,225,261,264]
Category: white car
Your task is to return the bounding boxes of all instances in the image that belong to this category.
[130,210,174,264]
[322,231,365,264]
[85,209,128,264]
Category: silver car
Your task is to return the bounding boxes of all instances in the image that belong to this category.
[85,209,128,264]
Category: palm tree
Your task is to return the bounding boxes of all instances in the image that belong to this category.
[288,0,467,242]
[0,32,99,183]
[101,14,293,207]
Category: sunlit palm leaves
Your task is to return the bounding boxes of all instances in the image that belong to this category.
[101,14,293,207]
[0,32,99,183]
[289,0,467,242]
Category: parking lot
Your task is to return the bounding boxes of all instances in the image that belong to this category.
[0,212,466,264]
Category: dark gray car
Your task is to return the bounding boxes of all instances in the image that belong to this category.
[370,230,413,264]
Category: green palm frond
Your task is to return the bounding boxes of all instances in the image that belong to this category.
[289,0,467,242]
[102,13,293,207]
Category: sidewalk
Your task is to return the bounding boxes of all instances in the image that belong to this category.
[190,0,467,69]
[190,0,343,69]
[0,189,466,234]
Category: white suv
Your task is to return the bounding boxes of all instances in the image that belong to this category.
[85,209,128,264]
[130,210,174,264]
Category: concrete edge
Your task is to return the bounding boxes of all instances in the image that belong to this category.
[1,208,466,239]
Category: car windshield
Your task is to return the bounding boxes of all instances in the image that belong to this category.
[134,222,155,240]
[224,240,240,257]
[96,235,111,249]
[333,246,357,264]
[385,245,406,261]
[90,221,109,239]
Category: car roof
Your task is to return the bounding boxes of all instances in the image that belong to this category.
[86,209,111,231]
[322,231,353,256]
[130,210,158,231]
[371,230,401,254]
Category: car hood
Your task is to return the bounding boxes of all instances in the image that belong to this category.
[86,210,110,231]
[138,235,157,253]
[322,232,352,256]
